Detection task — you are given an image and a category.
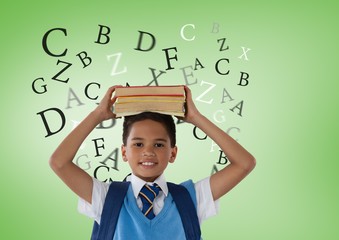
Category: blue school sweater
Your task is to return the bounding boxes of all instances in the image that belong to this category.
[112,180,197,240]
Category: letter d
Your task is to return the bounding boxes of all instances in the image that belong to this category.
[134,31,156,52]
[36,108,66,137]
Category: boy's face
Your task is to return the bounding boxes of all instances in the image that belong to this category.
[121,119,177,182]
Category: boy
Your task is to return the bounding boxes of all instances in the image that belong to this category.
[49,85,256,239]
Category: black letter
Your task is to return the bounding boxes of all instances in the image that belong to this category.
[94,165,111,182]
[42,28,67,57]
[134,31,156,52]
[162,47,178,70]
[95,24,111,44]
[84,82,100,100]
[32,77,47,94]
[51,60,72,83]
[76,51,92,68]
[193,126,207,140]
[230,100,244,117]
[217,38,229,51]
[238,72,250,86]
[36,108,66,137]
[217,150,228,165]
[215,58,230,75]
[92,137,105,157]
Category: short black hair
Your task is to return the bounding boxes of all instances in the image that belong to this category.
[122,112,176,147]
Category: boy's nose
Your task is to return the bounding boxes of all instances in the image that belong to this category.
[142,151,155,157]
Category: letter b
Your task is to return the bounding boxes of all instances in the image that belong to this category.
[95,24,111,44]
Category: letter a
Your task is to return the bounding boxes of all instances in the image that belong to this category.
[230,100,244,117]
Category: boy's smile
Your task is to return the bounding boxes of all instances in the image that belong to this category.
[121,119,177,182]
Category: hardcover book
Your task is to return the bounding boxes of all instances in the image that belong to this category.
[114,86,186,117]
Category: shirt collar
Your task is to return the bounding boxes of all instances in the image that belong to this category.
[129,173,169,198]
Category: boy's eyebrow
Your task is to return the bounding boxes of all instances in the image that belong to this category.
[155,138,168,142]
[130,137,168,142]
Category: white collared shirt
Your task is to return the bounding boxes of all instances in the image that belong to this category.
[78,173,219,225]
[129,174,168,216]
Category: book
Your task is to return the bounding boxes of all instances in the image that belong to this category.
[114,85,186,117]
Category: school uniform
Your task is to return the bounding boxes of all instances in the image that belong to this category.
[78,174,219,239]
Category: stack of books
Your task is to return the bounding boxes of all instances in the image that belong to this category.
[114,85,186,117]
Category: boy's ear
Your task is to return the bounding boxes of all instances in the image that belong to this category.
[169,146,178,163]
[121,144,128,162]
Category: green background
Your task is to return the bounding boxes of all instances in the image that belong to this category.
[1,1,338,239]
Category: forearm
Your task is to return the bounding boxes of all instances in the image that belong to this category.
[192,113,255,171]
[191,113,255,200]
[48,86,118,203]
[49,110,102,171]
[183,85,255,200]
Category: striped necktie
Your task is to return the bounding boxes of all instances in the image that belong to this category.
[139,184,161,219]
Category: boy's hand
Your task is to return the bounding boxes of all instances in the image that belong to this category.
[94,85,122,121]
[180,86,202,124]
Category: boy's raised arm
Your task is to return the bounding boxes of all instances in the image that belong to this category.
[49,86,119,203]
[182,86,256,201]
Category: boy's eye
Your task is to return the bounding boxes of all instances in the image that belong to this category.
[154,143,164,148]
[134,143,143,147]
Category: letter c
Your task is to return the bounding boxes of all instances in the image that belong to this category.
[42,28,68,57]
[180,24,196,41]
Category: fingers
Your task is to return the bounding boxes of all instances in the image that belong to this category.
[106,85,122,98]
[108,86,122,118]
[183,85,191,98]
[182,85,201,123]
[183,85,194,107]
[102,85,122,105]
[111,96,117,104]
